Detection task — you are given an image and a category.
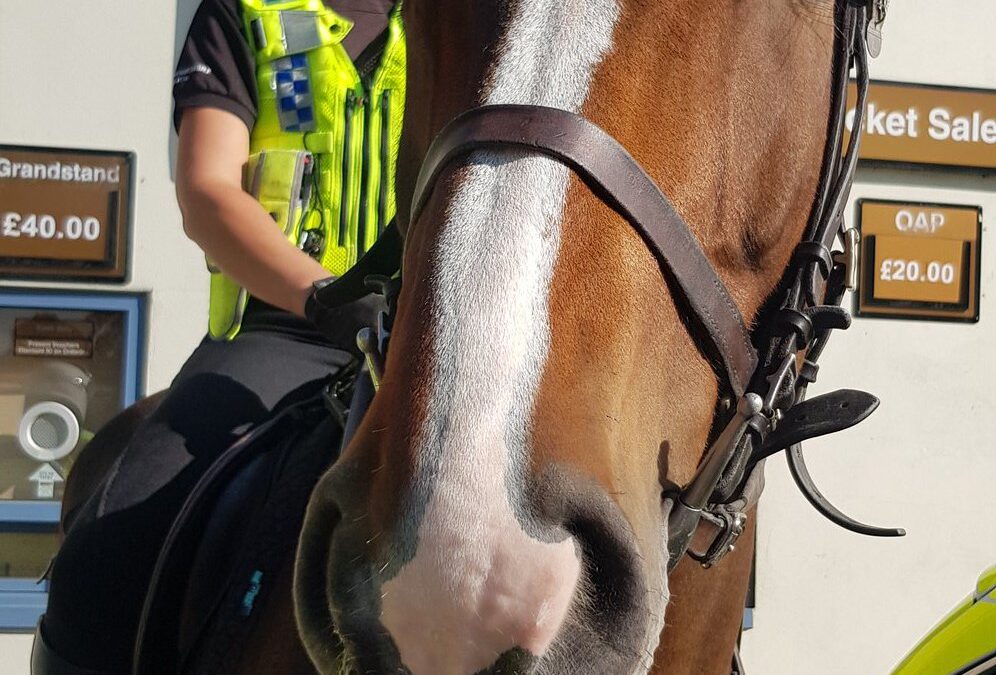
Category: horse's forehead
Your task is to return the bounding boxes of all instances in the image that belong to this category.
[484,0,619,107]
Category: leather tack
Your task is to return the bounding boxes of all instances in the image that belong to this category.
[410,105,758,397]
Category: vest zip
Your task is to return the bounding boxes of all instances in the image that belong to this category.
[354,31,389,254]
[378,89,391,235]
[338,89,357,247]
[357,79,374,256]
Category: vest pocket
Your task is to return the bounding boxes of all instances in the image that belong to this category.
[243,149,313,241]
[241,3,349,64]
[207,149,306,273]
[338,90,357,247]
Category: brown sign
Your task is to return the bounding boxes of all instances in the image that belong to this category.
[856,200,981,322]
[13,319,94,358]
[0,145,132,281]
[846,81,996,170]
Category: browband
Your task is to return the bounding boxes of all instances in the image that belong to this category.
[410,105,758,398]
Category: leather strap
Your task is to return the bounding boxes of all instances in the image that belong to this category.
[410,105,758,397]
[752,389,879,462]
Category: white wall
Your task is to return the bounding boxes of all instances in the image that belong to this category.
[0,1,203,672]
[0,0,206,394]
[0,1,992,674]
[741,2,996,673]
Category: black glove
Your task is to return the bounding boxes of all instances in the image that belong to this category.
[304,277,384,352]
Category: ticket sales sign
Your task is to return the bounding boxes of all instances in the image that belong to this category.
[847,81,996,170]
[856,200,981,322]
[0,145,132,281]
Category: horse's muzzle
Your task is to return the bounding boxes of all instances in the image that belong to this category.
[296,456,658,675]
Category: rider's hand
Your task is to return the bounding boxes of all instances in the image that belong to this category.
[305,277,384,350]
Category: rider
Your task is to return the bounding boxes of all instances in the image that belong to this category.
[33,0,405,672]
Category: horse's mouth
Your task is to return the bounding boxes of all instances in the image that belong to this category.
[295,466,664,675]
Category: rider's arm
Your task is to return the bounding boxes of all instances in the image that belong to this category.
[175,106,329,316]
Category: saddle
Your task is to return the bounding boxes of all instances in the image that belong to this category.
[32,382,352,675]
[136,393,338,675]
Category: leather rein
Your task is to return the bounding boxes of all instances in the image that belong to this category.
[363,0,900,572]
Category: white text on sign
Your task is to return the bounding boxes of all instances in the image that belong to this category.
[1,212,102,241]
[847,104,996,145]
[895,209,946,234]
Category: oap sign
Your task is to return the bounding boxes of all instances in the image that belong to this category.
[894,209,945,234]
[856,200,981,323]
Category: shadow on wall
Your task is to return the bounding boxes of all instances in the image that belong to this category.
[167,0,204,182]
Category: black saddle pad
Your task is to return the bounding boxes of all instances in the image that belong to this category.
[133,395,340,675]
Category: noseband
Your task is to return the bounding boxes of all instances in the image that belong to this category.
[395,0,901,572]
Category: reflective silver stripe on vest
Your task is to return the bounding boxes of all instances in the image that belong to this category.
[280,11,323,54]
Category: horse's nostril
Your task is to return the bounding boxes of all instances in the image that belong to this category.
[525,465,655,673]
[565,507,646,635]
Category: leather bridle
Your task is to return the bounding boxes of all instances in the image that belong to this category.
[388,0,903,571]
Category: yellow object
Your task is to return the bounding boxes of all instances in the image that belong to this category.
[890,565,996,674]
[208,0,406,340]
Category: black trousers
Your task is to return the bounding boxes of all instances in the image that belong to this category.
[43,319,357,673]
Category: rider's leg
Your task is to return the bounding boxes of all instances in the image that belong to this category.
[39,328,354,673]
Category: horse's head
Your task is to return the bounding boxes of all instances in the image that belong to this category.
[299,1,847,672]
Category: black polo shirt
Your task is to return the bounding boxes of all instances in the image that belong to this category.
[173,0,394,131]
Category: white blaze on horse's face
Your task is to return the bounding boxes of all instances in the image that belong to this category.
[379,0,630,673]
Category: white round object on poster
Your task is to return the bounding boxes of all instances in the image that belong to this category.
[17,401,81,462]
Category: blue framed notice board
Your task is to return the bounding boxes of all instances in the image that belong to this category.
[0,288,144,630]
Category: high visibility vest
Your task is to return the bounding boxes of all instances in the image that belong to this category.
[208,0,406,340]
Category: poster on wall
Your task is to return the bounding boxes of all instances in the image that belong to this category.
[0,291,142,618]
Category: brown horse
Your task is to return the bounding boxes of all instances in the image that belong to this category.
[293,1,856,674]
[58,1,863,673]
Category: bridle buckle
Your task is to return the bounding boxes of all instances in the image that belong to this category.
[865,0,888,57]
[687,508,748,569]
[833,227,861,292]
[356,275,400,389]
